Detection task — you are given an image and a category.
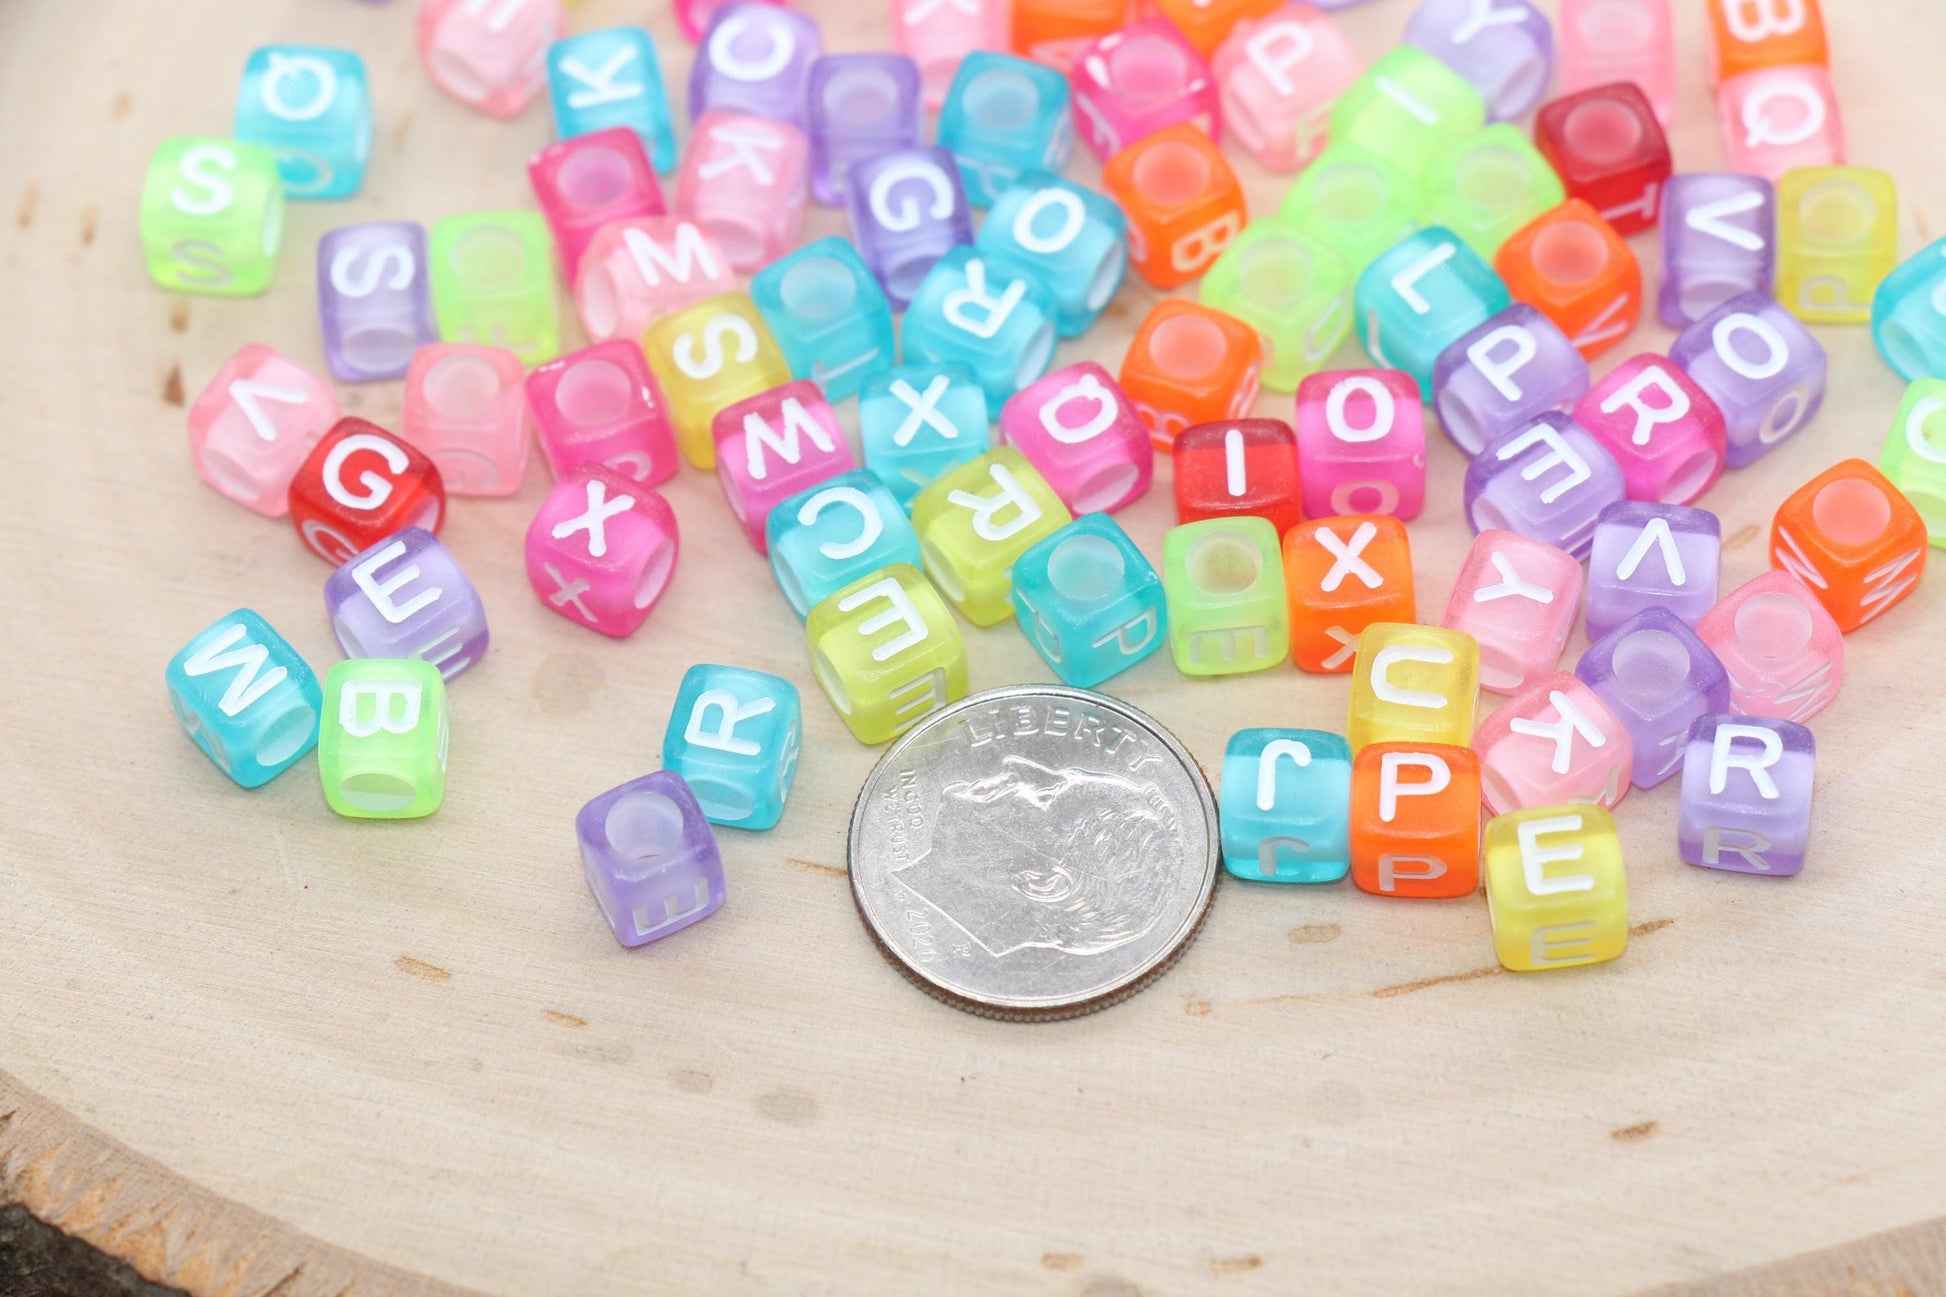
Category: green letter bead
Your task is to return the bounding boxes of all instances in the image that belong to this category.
[1200,219,1352,392]
[1278,143,1423,277]
[318,658,449,819]
[1327,47,1485,180]
[1420,124,1564,260]
[805,563,969,744]
[1162,516,1291,677]
[1879,379,1946,546]
[139,137,286,296]
[910,448,1072,627]
[428,211,560,366]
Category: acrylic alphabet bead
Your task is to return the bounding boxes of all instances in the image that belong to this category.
[1220,729,1352,882]
[1495,201,1640,360]
[1704,0,1827,87]
[1120,300,1263,448]
[1483,805,1626,971]
[1775,166,1899,325]
[661,665,801,829]
[675,111,809,273]
[186,345,340,518]
[1557,0,1675,126]
[1403,0,1553,123]
[317,222,437,383]
[1442,531,1581,695]
[526,340,679,487]
[577,772,724,946]
[1574,355,1728,505]
[1355,227,1511,398]
[1678,715,1814,876]
[1349,742,1481,898]
[892,0,1008,109]
[1533,83,1670,235]
[427,211,558,365]
[1070,20,1216,162]
[288,419,446,566]
[574,217,734,343]
[1346,622,1478,753]
[937,52,1074,207]
[526,128,664,283]
[976,172,1128,338]
[1012,0,1124,72]
[1658,173,1777,328]
[1284,515,1414,674]
[1150,0,1281,57]
[1294,369,1426,519]
[139,138,284,296]
[319,659,448,820]
[166,609,321,788]
[1880,381,1946,544]
[690,2,822,127]
[1211,3,1363,172]
[911,448,1071,625]
[1695,571,1843,722]
[1011,513,1168,687]
[1475,672,1631,814]
[845,147,975,310]
[325,528,488,680]
[1328,46,1484,179]
[1174,419,1302,536]
[401,344,529,497]
[750,238,894,403]
[643,293,791,469]
[547,26,680,174]
[1577,608,1730,789]
[1200,220,1352,392]
[235,46,372,199]
[416,0,562,119]
[1278,144,1422,275]
[901,248,1059,407]
[1771,459,1928,633]
[1872,240,1946,382]
[524,465,680,637]
[1431,305,1590,458]
[767,470,923,618]
[999,363,1153,515]
[1163,517,1291,676]
[806,53,922,205]
[1102,124,1246,289]
[1585,502,1722,641]
[805,563,969,742]
[713,381,855,551]
[676,0,783,43]
[858,364,992,508]
[1420,126,1567,260]
[1718,65,1844,180]
[1465,414,1626,560]
[1668,291,1826,468]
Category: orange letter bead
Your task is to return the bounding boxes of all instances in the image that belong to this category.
[1704,0,1827,89]
[1283,515,1414,674]
[1102,123,1247,289]
[1347,622,1479,754]
[1350,743,1481,899]
[1013,0,1127,72]
[1495,200,1641,360]
[1120,300,1263,450]
[1770,458,1928,632]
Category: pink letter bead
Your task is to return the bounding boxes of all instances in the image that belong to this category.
[527,127,665,283]
[675,111,809,272]
[525,340,679,488]
[186,344,340,517]
[1474,672,1633,814]
[1718,65,1844,181]
[998,361,1154,514]
[1573,354,1729,505]
[1442,531,1584,696]
[1558,0,1675,127]
[1070,20,1218,163]
[1695,570,1843,722]
[1211,4,1362,171]
[416,0,563,119]
[712,381,856,551]
[401,344,530,498]
[892,0,1009,109]
[525,464,680,637]
[573,217,735,343]
[1293,368,1426,520]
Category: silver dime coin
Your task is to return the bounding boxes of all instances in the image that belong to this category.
[848,685,1220,1021]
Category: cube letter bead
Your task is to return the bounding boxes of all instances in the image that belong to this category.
[288,419,446,565]
[416,0,562,119]
[1346,622,1479,753]
[1484,805,1626,971]
[912,448,1072,625]
[1585,502,1723,641]
[1776,167,1899,325]
[428,211,558,366]
[1574,355,1728,505]
[675,111,809,272]
[938,52,1074,207]
[401,344,530,497]
[1150,0,1282,58]
[1577,608,1730,789]
[806,53,922,205]
[767,470,923,618]
[1200,220,1352,392]
[750,237,895,402]
[1881,381,1946,544]
[1669,291,1826,468]
[1533,84,1671,235]
[845,147,975,310]
[139,138,285,296]
[1011,513,1168,687]
[1496,201,1640,360]
[1174,419,1303,536]
[526,127,665,283]
[859,364,992,508]
[1558,0,1675,126]
[577,772,725,946]
[1294,369,1427,519]
[999,362,1154,514]
[690,3,822,127]
[1012,0,1123,72]
[1120,301,1263,448]
[1679,716,1815,876]
[1704,0,1827,88]
[1873,241,1946,382]
[902,248,1059,407]
[977,172,1129,338]
[1695,571,1844,722]
[547,26,680,175]
[1212,4,1363,172]
[1350,742,1481,898]
[661,665,802,829]
[319,659,448,819]
[1355,227,1511,398]
[166,609,322,788]
[1476,672,1632,814]
[1659,173,1777,328]
[526,340,679,488]
[1403,0,1552,123]
[643,293,791,469]
[574,217,734,343]
[235,46,373,199]
[1421,126,1567,260]
[1771,459,1928,633]
[676,0,783,43]
[1070,20,1217,162]
[893,0,1008,109]
[1162,517,1291,676]
[1220,729,1352,882]
[1284,515,1414,674]
[1102,124,1246,289]
[1328,47,1484,179]
[712,381,856,551]
[186,345,340,517]
[317,222,437,382]
[325,528,489,680]
[1718,66,1844,181]
[1432,305,1590,457]
[806,563,969,742]
[1442,531,1581,695]
[1279,144,1422,275]
[524,465,680,637]
[1465,414,1626,560]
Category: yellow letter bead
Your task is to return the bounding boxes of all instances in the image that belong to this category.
[1346,623,1479,753]
[1483,805,1628,972]
[805,563,969,743]
[910,448,1072,627]
[643,292,791,469]
[1776,166,1899,325]
[1161,516,1290,676]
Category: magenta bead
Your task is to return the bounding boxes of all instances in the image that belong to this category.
[1678,715,1814,876]
[527,127,665,283]
[186,345,340,518]
[1584,501,1722,642]
[1442,530,1583,696]
[689,2,822,127]
[806,53,922,206]
[1464,413,1627,560]
[1211,4,1362,171]
[526,464,681,637]
[316,221,437,383]
[1577,607,1730,789]
[525,340,680,489]
[1431,304,1591,457]
[674,110,809,272]
[1574,353,1728,505]
[1658,173,1777,328]
[573,216,736,343]
[711,381,855,551]
[1695,571,1843,724]
[401,344,530,498]
[1292,368,1426,520]
[891,0,1009,110]
[1717,65,1844,180]
[1558,0,1675,126]
[1070,20,1218,163]
[325,527,489,680]
[998,361,1153,514]
[1474,671,1633,815]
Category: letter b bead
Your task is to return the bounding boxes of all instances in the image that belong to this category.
[806,564,969,743]
[1012,513,1168,688]
[661,665,802,830]
[166,609,322,789]
[319,658,449,820]
[1220,729,1353,883]
[1679,716,1814,876]
[1350,743,1481,898]
[1103,124,1246,289]
[578,772,725,947]
[1484,805,1627,971]
[525,466,681,638]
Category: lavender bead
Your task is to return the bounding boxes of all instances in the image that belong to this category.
[1403,0,1554,121]
[578,771,726,947]
[807,54,922,206]
[1658,173,1776,327]
[1585,501,1721,641]
[1679,715,1814,877]
[1576,608,1729,789]
[1464,413,1626,560]
[690,3,823,129]
[317,221,437,383]
[1669,290,1825,468]
[1432,304,1591,456]
[324,527,489,681]
[844,146,974,309]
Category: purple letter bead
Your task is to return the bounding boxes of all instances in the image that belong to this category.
[317,221,437,383]
[844,146,974,309]
[1432,304,1591,456]
[690,3,823,129]
[1464,413,1626,560]
[1576,607,1730,789]
[1679,715,1814,877]
[324,527,489,681]
[1658,173,1776,328]
[1585,501,1721,641]
[1669,290,1825,468]
[577,770,726,947]
[807,54,923,206]
[1403,0,1553,121]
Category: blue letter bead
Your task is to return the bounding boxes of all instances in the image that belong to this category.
[767,470,924,618]
[976,172,1128,339]
[902,248,1059,407]
[165,608,322,788]
[858,363,992,508]
[547,28,680,176]
[937,52,1074,208]
[1872,237,1946,381]
[234,46,372,199]
[1219,729,1353,883]
[661,664,803,829]
[1010,513,1166,688]
[750,237,896,402]
[1355,226,1511,399]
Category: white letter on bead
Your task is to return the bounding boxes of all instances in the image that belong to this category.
[1244,21,1314,97]
[1515,813,1591,895]
[1473,550,1555,604]
[1508,691,1608,776]
[942,259,1025,340]
[1391,241,1457,315]
[841,577,930,661]
[888,375,958,446]
[697,123,783,184]
[622,222,722,288]
[1372,644,1454,710]
[1378,751,1450,822]
[743,396,837,481]
[947,461,1043,541]
[228,378,307,443]
[1012,187,1085,254]
[261,52,338,122]
[351,539,440,625]
[1702,826,1775,871]
[1600,364,1692,446]
[1615,517,1689,586]
[1708,722,1783,798]
[322,433,408,510]
[707,12,795,81]
[1452,0,1528,42]
[171,145,239,216]
[1038,371,1118,445]
[868,160,954,233]
[1742,80,1826,149]
[684,690,776,756]
[1494,422,1591,505]
[798,485,883,560]
[558,45,643,109]
[1223,427,1248,497]
[1724,0,1806,43]
[1316,521,1383,592]
[339,680,422,737]
[552,477,634,557]
[1466,325,1537,402]
[1254,739,1312,811]
[331,243,415,298]
[1325,375,1396,443]
[673,311,758,379]
[1685,189,1768,252]
[182,623,288,717]
[1379,855,1448,892]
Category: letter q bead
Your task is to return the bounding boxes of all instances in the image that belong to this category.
[525,466,680,638]
[287,418,446,566]
[186,345,340,518]
[1431,305,1590,458]
[166,609,322,789]
[1220,729,1353,883]
[1347,623,1479,754]
[1679,715,1814,877]
[325,528,489,681]
[806,563,969,743]
[999,362,1154,515]
[1771,459,1928,633]
[319,658,449,820]
[767,470,922,619]
[661,665,802,830]
[234,45,373,199]
[1350,743,1482,899]
[1442,531,1581,696]
[578,771,725,947]
[1718,65,1845,181]
[1669,291,1826,468]
[1011,513,1168,688]
[416,0,562,119]
[1484,805,1627,971]
[401,344,530,498]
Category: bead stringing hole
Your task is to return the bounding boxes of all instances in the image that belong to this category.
[1149,313,1226,378]
[1186,532,1261,594]
[828,65,898,125]
[556,146,633,209]
[1735,591,1815,660]
[425,353,503,420]
[450,226,527,287]
[1811,476,1893,547]
[556,358,633,426]
[1800,181,1875,246]
[1531,219,1611,286]
[634,541,677,608]
[779,255,858,322]
[604,790,685,860]
[966,68,1038,132]
[1563,99,1644,165]
[1107,36,1189,108]
[1133,138,1212,206]
[1047,534,1127,601]
[1612,628,1691,703]
[257,706,317,767]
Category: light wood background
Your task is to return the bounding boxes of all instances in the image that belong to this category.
[4,1,1946,1294]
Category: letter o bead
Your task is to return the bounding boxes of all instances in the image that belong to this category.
[1162,517,1291,677]
[166,609,322,789]
[287,418,447,566]
[318,658,449,820]
[976,172,1129,338]
[1293,369,1426,521]
[1484,805,1627,972]
[1011,513,1168,688]
[234,45,373,199]
[416,0,563,119]
[1349,743,1481,899]
[1347,623,1479,754]
[999,362,1154,515]
[139,137,285,296]
[524,466,681,638]
[661,664,802,830]
[806,563,969,743]
[1219,729,1353,883]
[1668,291,1826,468]
[577,771,725,948]
[1678,715,1814,877]
[325,528,489,681]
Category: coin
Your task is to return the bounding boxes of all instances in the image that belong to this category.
[848,685,1220,1021]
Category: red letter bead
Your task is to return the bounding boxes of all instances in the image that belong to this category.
[1102,123,1246,289]
[1119,299,1262,449]
[1534,82,1672,236]
[1293,368,1426,520]
[525,465,680,637]
[288,418,446,565]
[1496,200,1642,360]
[186,344,340,518]
[1173,419,1301,536]
[401,344,530,498]
[999,361,1154,514]
[674,110,809,272]
[1770,459,1928,632]
[526,340,680,488]
[1573,354,1727,505]
[1442,530,1583,695]
[1282,514,1414,673]
[527,127,665,283]
[711,381,855,551]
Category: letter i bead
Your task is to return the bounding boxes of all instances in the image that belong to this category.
[1349,742,1482,899]
[166,609,322,788]
[318,658,449,820]
[1679,716,1814,877]
[1174,419,1303,537]
[1220,729,1353,883]
[1483,805,1627,971]
[525,465,680,638]
[661,664,802,830]
[578,771,725,947]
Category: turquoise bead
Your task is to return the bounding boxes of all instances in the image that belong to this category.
[1355,226,1511,399]
[233,46,372,199]
[976,171,1128,338]
[1010,513,1166,688]
[1219,729,1353,883]
[902,247,1059,406]
[750,237,896,402]
[937,51,1074,208]
[547,27,679,175]
[1872,237,1946,381]
[858,363,992,508]
[165,608,322,788]
[661,664,802,830]
[766,470,923,618]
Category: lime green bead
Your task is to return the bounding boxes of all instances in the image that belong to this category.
[428,211,560,366]
[1201,218,1352,392]
[1162,516,1290,676]
[1879,379,1946,547]
[1279,143,1423,276]
[806,563,969,743]
[911,448,1072,627]
[1421,125,1564,260]
[318,659,448,819]
[139,137,286,296]
[1328,47,1485,180]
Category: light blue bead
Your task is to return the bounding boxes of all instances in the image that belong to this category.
[766,470,923,618]
[234,46,372,199]
[976,171,1128,338]
[750,237,896,402]
[165,609,322,788]
[1872,237,1946,381]
[858,363,991,508]
[547,28,680,176]
[1219,729,1353,883]
[937,52,1074,208]
[661,664,802,830]
[1355,226,1510,400]
[1010,514,1166,688]
[902,247,1059,407]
